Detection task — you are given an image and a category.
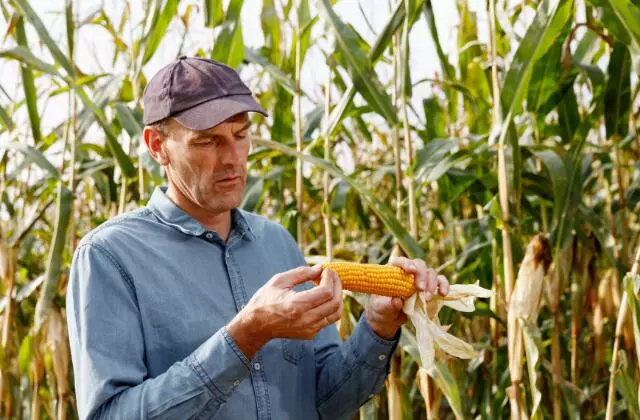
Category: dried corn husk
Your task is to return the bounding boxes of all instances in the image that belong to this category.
[507,233,552,420]
[403,281,493,372]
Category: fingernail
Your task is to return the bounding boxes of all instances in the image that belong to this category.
[425,291,433,301]
[311,264,322,270]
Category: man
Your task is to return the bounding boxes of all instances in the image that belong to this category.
[66,56,450,420]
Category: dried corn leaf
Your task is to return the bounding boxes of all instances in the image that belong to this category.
[426,317,477,360]
[45,307,70,397]
[403,282,493,371]
[522,320,543,418]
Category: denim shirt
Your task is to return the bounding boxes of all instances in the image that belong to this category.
[66,186,399,420]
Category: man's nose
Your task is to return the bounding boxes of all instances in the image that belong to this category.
[219,137,241,165]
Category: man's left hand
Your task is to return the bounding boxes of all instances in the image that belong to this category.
[364,257,450,340]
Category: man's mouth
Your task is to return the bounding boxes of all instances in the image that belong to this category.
[216,175,241,185]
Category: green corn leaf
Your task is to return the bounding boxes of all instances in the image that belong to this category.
[522,320,543,418]
[604,42,631,139]
[241,176,264,212]
[115,103,143,138]
[141,0,179,65]
[606,0,640,53]
[624,274,640,369]
[430,361,466,419]
[0,103,14,132]
[325,0,423,136]
[204,0,224,27]
[65,0,74,58]
[73,85,135,177]
[0,46,60,76]
[18,335,33,375]
[260,0,281,64]
[34,183,73,331]
[501,0,573,125]
[14,16,41,143]
[252,137,424,258]
[12,0,76,77]
[4,141,60,179]
[245,48,297,95]
[317,0,398,125]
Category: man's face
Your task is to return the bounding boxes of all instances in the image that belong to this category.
[159,113,251,213]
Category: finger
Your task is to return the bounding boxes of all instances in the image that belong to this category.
[294,283,334,308]
[389,257,425,291]
[370,295,401,317]
[437,274,450,296]
[273,264,323,288]
[391,297,404,312]
[388,256,411,269]
[319,268,335,289]
[424,266,438,298]
[304,270,343,322]
[305,290,341,322]
[331,269,342,301]
[309,305,343,330]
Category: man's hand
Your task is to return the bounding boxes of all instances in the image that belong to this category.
[227,265,343,359]
[364,257,450,340]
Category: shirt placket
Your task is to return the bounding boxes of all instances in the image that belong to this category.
[209,229,271,420]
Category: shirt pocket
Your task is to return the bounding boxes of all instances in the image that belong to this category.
[281,338,313,365]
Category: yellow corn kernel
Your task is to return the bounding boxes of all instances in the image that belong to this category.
[322,262,416,298]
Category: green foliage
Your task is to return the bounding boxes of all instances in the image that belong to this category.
[0,0,639,418]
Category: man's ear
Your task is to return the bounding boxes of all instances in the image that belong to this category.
[143,126,169,166]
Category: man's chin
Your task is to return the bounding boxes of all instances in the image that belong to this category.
[204,193,243,212]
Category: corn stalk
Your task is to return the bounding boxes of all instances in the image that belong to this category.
[605,245,640,420]
[0,244,16,418]
[295,17,304,251]
[322,44,333,261]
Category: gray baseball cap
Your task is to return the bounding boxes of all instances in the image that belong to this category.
[142,56,268,130]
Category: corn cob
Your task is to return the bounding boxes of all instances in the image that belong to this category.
[322,262,417,298]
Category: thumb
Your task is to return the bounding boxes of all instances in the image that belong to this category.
[274,264,323,289]
[391,297,405,312]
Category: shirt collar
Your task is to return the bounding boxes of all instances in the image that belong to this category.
[148,186,255,241]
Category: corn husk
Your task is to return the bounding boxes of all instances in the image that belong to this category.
[507,233,552,420]
[403,281,493,372]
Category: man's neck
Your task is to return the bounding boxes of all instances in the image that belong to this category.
[165,184,232,241]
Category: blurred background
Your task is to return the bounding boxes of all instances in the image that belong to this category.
[0,0,639,418]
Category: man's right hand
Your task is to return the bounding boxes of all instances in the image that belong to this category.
[226,265,343,359]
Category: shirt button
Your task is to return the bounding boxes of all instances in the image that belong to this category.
[240,304,246,309]
[233,379,240,387]
[254,362,261,371]
[205,233,213,239]
[378,354,386,361]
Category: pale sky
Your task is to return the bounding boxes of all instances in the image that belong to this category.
[0,0,491,135]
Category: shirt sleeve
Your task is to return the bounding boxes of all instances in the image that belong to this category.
[66,243,251,420]
[313,314,399,419]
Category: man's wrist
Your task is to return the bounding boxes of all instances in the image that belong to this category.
[226,307,270,359]
[364,309,400,340]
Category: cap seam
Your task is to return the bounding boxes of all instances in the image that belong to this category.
[166,62,177,117]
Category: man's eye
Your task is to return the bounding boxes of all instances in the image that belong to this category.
[196,138,218,146]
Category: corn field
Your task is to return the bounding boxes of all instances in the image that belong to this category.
[1,0,640,418]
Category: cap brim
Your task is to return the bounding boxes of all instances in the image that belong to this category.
[173,94,268,131]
